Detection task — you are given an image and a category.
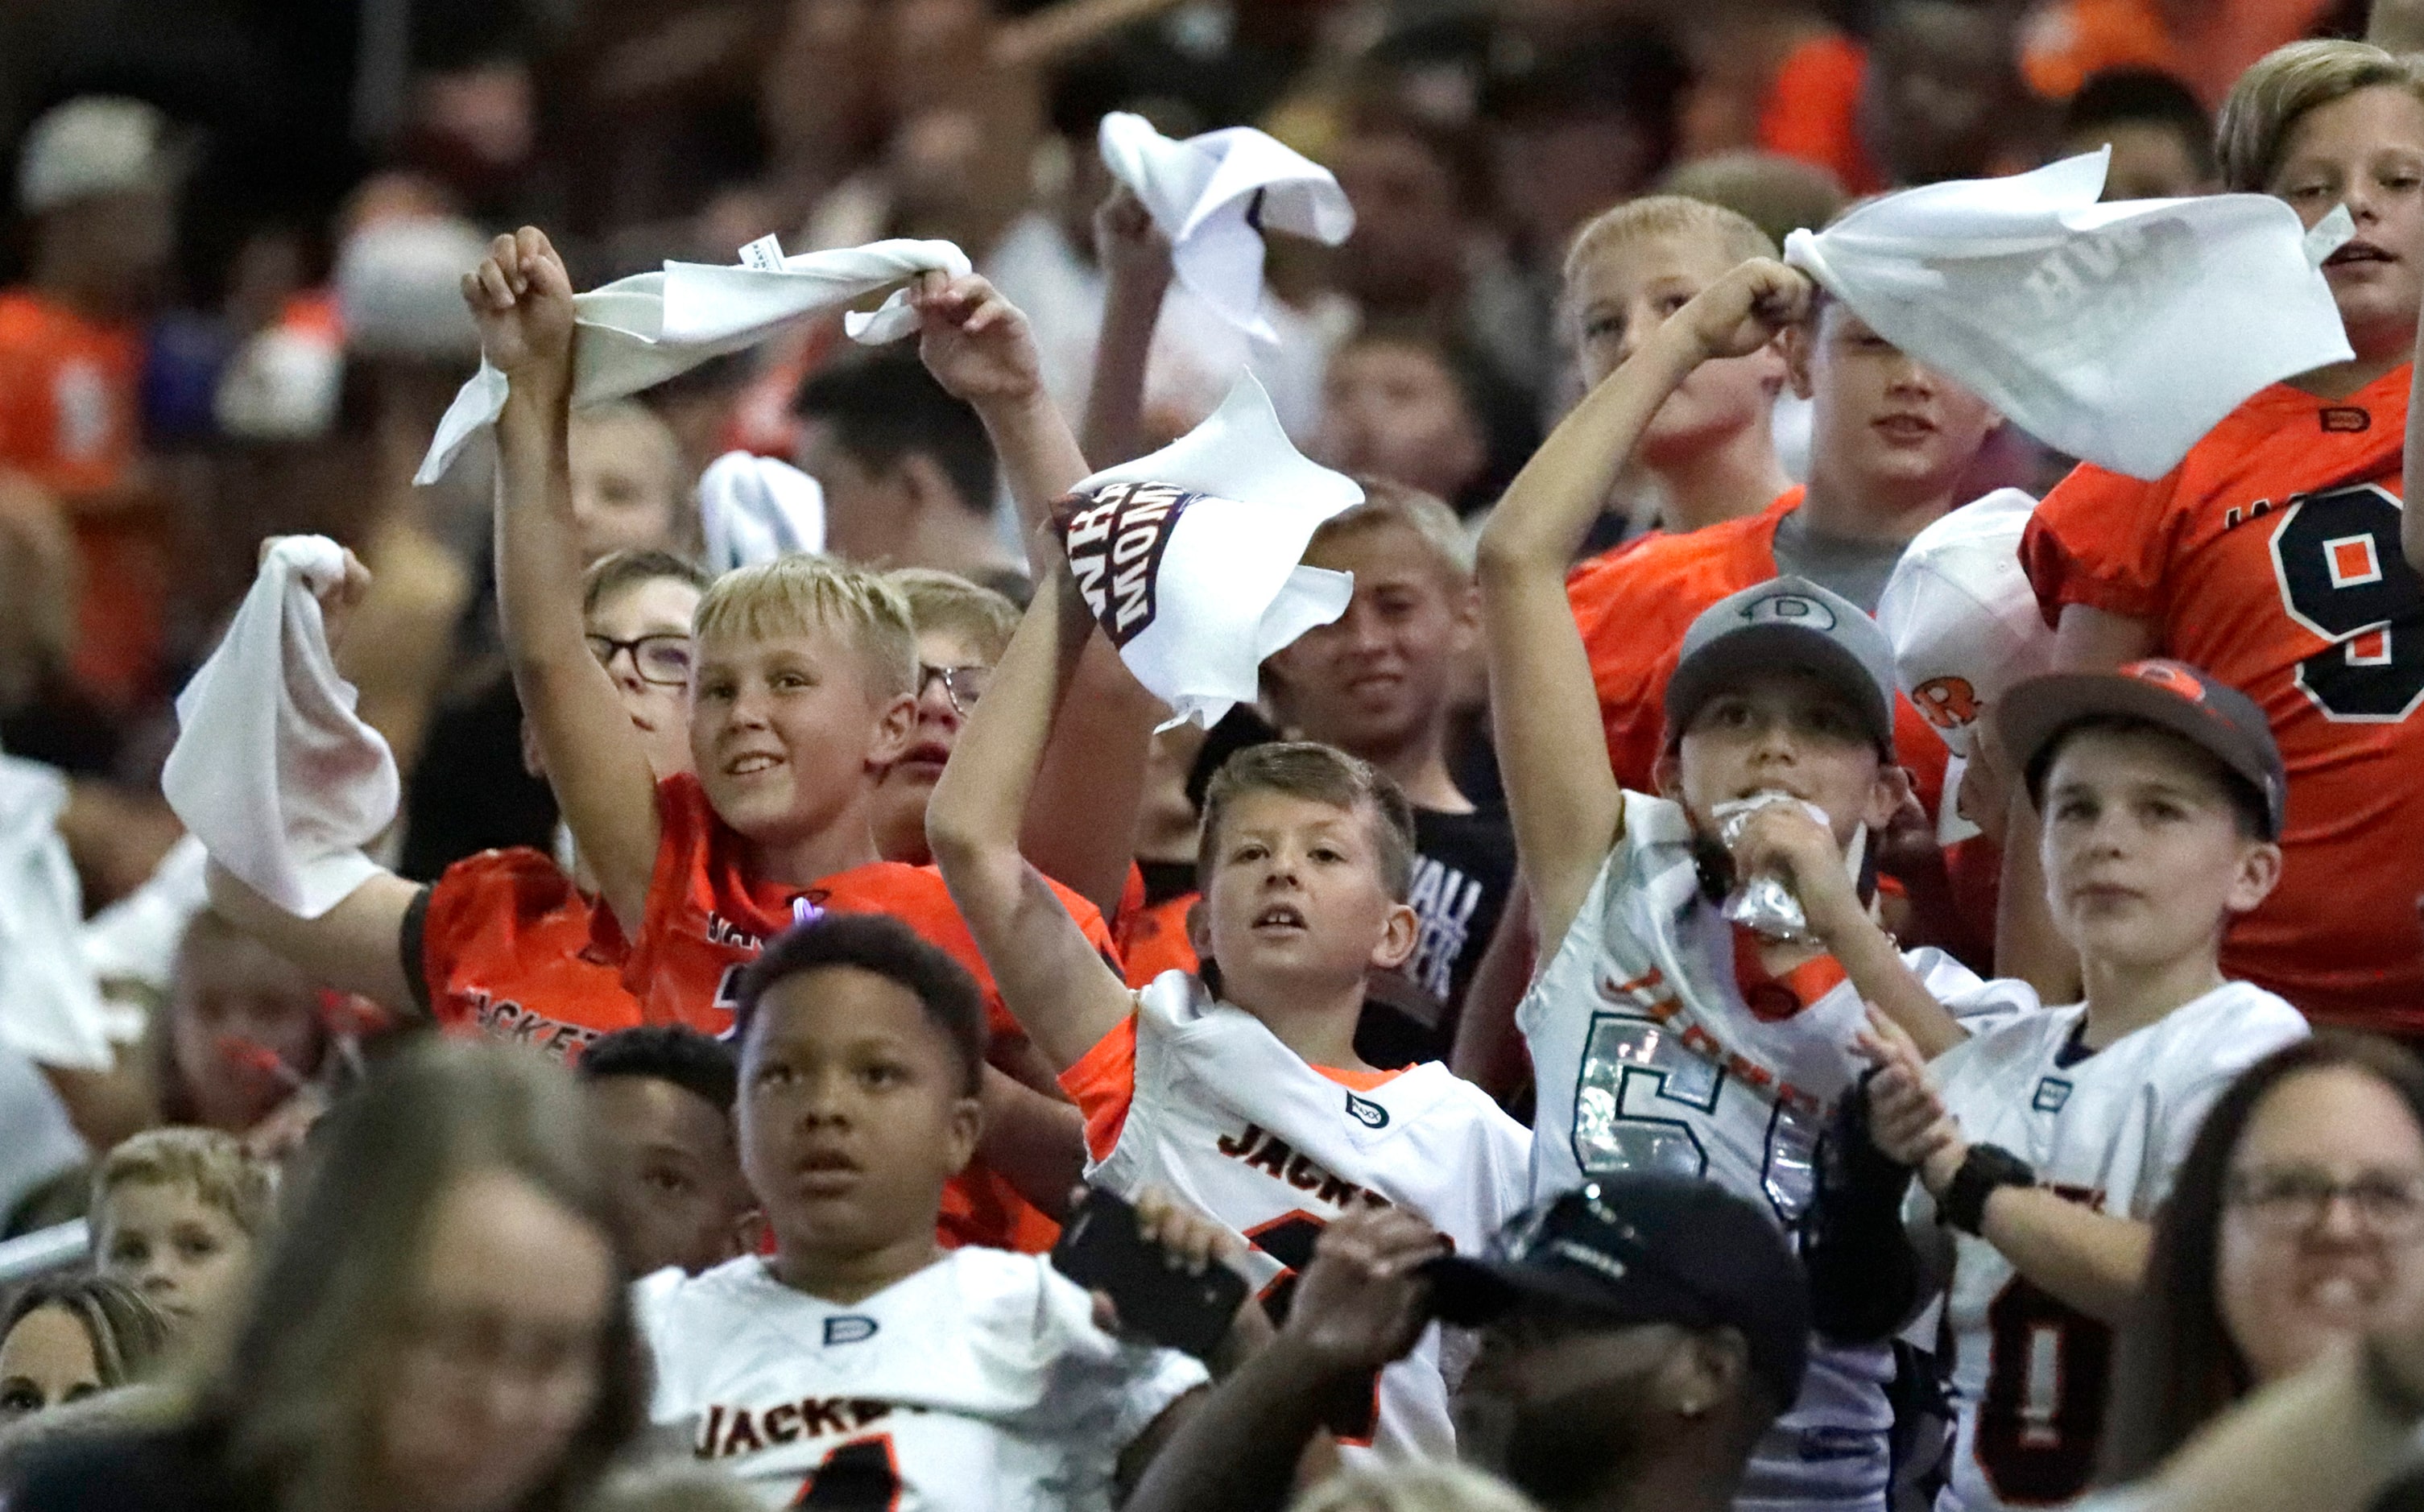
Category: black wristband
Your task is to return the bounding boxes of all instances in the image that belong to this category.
[1942,1143,2036,1236]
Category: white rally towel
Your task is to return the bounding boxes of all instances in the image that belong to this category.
[1098,112,1354,343]
[697,450,826,571]
[416,237,971,485]
[1782,149,2354,480]
[1060,372,1363,729]
[0,752,112,1070]
[163,536,397,919]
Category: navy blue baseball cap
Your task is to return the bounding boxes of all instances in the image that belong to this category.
[1425,1172,1810,1410]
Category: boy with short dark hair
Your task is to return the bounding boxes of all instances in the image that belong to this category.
[636,912,1226,1509]
[577,1025,756,1277]
[796,349,1022,587]
[1263,482,1516,1065]
[2058,68,2219,201]
[1810,660,2310,1512]
[926,539,1533,1456]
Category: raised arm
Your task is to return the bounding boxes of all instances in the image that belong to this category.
[926,566,1140,1073]
[470,229,663,935]
[1477,258,1812,950]
[912,271,1162,923]
[1080,185,1173,469]
[205,865,422,1016]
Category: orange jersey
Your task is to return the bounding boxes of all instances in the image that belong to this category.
[0,290,159,704]
[599,774,1122,1250]
[413,847,640,1064]
[2022,368,2424,1027]
[1567,488,1950,818]
[1112,862,1200,989]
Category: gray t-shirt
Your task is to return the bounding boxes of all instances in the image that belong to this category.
[1770,510,1913,613]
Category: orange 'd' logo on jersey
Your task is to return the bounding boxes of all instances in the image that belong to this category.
[1061,481,1198,646]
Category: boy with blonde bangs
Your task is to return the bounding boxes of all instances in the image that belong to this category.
[1562,195,1793,539]
[1478,254,2036,1512]
[927,560,1533,1458]
[469,228,1114,1253]
[873,568,1017,868]
[92,1127,274,1351]
[1263,483,1516,1064]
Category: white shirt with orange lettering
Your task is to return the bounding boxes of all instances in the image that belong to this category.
[1520,790,2038,1512]
[635,1249,1206,1510]
[1061,970,1533,1459]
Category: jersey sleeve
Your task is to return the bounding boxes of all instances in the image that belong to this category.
[2021,461,2185,627]
[1060,1011,1142,1164]
[1904,947,2042,1043]
[2147,1000,2311,1206]
[420,849,575,1031]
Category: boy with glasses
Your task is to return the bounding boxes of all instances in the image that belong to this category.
[1811,660,2311,1512]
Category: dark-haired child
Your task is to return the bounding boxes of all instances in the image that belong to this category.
[635,913,1234,1510]
[578,1026,755,1278]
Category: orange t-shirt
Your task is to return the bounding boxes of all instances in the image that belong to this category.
[0,290,156,705]
[414,847,641,1064]
[597,773,1122,1250]
[1565,486,1951,820]
[1758,32,1883,197]
[2021,367,2424,1028]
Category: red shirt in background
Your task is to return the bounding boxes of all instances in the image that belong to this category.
[0,290,158,707]
[1758,32,1884,197]
[2022,366,2424,1028]
[2020,0,2334,108]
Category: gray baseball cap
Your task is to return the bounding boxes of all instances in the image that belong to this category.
[1665,576,1898,752]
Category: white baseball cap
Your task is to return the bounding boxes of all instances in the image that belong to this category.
[1876,488,2051,762]
[335,217,490,361]
[18,96,174,215]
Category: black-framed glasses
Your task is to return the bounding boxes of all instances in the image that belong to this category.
[585,634,693,688]
[918,663,990,715]
[2226,1164,2424,1237]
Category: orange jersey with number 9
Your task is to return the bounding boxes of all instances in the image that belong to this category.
[2022,366,2424,1029]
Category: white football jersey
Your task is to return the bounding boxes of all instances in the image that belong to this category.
[1088,970,1534,1458]
[1520,791,2039,1512]
[1921,982,2308,1512]
[636,1248,1208,1511]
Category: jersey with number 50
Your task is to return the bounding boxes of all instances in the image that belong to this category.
[636,1248,1207,1511]
[1920,983,2307,1512]
[2024,367,2424,1028]
[1521,791,2037,1512]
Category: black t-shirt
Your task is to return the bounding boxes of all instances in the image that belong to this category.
[1354,804,1517,1071]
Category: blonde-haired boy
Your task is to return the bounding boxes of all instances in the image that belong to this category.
[1264,481,1515,1064]
[91,1127,274,1345]
[1562,193,1792,538]
[875,568,1020,868]
[470,228,1116,1251]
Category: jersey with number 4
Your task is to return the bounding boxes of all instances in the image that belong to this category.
[1521,791,2037,1512]
[2023,367,2424,1027]
[637,1248,1206,1511]
[1060,970,1533,1459]
[1920,984,2307,1512]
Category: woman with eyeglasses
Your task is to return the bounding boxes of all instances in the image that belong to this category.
[2074,1032,2424,1509]
[202,545,710,1068]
